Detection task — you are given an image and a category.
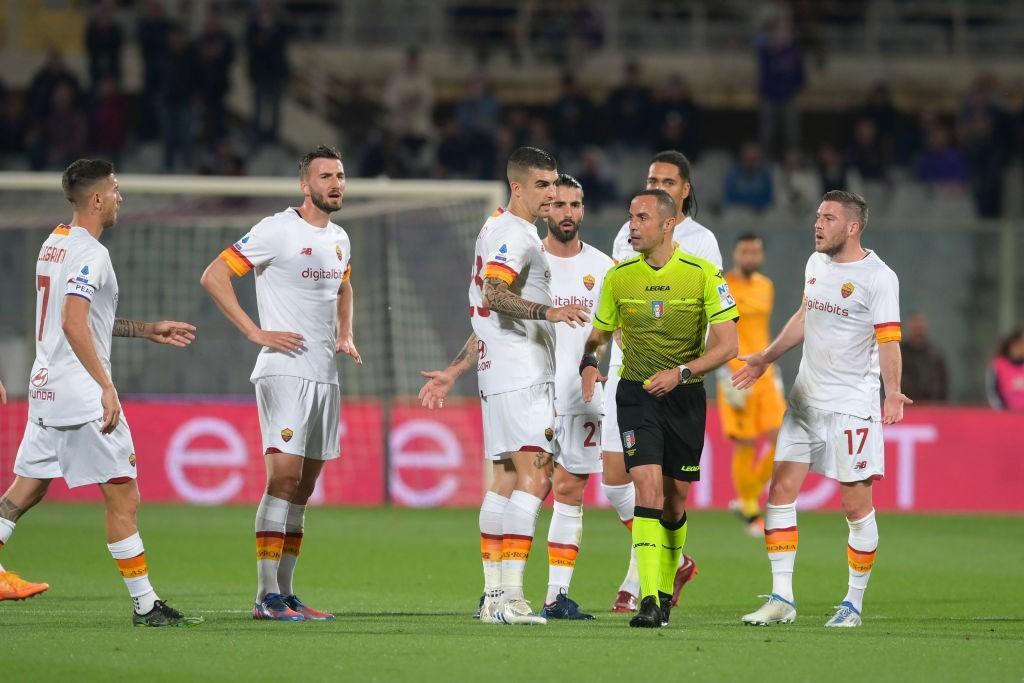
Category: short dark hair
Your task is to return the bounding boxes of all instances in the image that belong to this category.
[554,172,583,194]
[651,150,697,217]
[61,158,114,205]
[736,232,762,245]
[822,190,869,231]
[507,146,557,183]
[299,145,343,179]
[633,188,676,220]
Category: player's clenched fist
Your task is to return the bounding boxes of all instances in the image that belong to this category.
[546,304,590,328]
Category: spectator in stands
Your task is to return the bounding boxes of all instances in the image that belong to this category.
[85,2,123,90]
[160,23,198,171]
[573,146,616,210]
[247,0,289,145]
[434,117,471,179]
[655,75,702,158]
[382,47,435,168]
[333,80,381,149]
[29,83,87,170]
[0,80,25,157]
[774,146,821,216]
[987,330,1024,411]
[723,142,774,213]
[550,73,594,153]
[26,50,81,123]
[605,61,654,146]
[959,73,1010,218]
[901,313,948,402]
[817,142,848,192]
[89,77,128,162]
[914,122,968,188]
[859,83,899,163]
[846,118,890,184]
[195,11,236,144]
[136,0,170,141]
[756,16,805,158]
[362,130,411,178]
[455,77,501,140]
[653,112,690,160]
[199,138,246,177]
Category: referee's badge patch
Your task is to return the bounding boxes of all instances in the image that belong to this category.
[622,430,636,449]
[651,301,664,318]
[717,282,735,307]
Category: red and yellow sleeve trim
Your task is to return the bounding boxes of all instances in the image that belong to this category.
[219,245,254,276]
[874,322,902,343]
[52,224,71,236]
[482,261,517,285]
[343,264,352,282]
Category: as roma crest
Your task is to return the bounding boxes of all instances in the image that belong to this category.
[583,274,595,291]
[281,428,294,443]
[336,245,344,262]
[841,282,855,298]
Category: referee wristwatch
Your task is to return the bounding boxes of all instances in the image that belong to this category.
[678,365,692,383]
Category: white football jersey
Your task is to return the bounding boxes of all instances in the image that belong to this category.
[790,250,901,420]
[548,242,614,416]
[469,207,555,396]
[608,215,722,366]
[28,225,118,427]
[220,208,352,386]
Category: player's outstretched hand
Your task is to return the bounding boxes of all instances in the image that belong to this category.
[732,353,769,390]
[336,333,363,364]
[247,329,304,353]
[644,368,680,397]
[100,385,121,434]
[882,392,913,424]
[581,366,607,403]
[546,304,590,328]
[147,321,197,347]
[418,370,454,409]
[0,379,6,404]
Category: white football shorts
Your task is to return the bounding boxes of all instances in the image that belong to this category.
[14,417,137,488]
[255,375,341,460]
[600,367,622,452]
[481,382,555,460]
[775,404,884,483]
[553,413,603,475]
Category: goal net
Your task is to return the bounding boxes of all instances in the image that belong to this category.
[0,173,504,506]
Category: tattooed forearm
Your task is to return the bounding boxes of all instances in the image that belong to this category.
[448,333,480,374]
[483,278,549,320]
[0,496,25,522]
[112,319,148,338]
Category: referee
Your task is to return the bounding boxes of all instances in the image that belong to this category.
[581,189,739,628]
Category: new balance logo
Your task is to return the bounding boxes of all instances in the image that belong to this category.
[300,247,313,255]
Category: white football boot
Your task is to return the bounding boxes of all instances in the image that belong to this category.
[500,597,547,625]
[741,593,797,625]
[824,601,862,628]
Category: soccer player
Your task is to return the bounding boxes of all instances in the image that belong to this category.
[536,174,614,621]
[735,191,910,628]
[0,159,202,626]
[201,145,360,622]
[604,150,717,612]
[418,147,589,626]
[582,189,739,628]
[718,234,786,537]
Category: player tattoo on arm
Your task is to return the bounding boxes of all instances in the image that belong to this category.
[448,333,480,376]
[112,319,148,338]
[483,278,550,320]
[0,496,25,522]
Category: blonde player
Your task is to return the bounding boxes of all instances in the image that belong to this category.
[201,145,361,622]
[535,174,614,620]
[717,234,786,537]
[418,147,589,626]
[604,150,718,612]
[736,191,910,628]
[0,159,201,626]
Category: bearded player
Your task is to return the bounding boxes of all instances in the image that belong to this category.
[202,145,361,622]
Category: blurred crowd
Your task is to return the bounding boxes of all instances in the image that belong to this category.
[0,4,1023,219]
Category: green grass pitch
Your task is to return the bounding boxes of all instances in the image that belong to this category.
[2,504,1022,681]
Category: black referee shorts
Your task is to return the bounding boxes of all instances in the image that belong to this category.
[615,379,706,482]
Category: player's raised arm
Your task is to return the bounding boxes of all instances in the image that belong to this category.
[733,300,806,390]
[418,332,480,409]
[879,341,912,424]
[335,279,361,364]
[62,295,120,433]
[200,257,304,353]
[482,277,589,327]
[112,318,196,347]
